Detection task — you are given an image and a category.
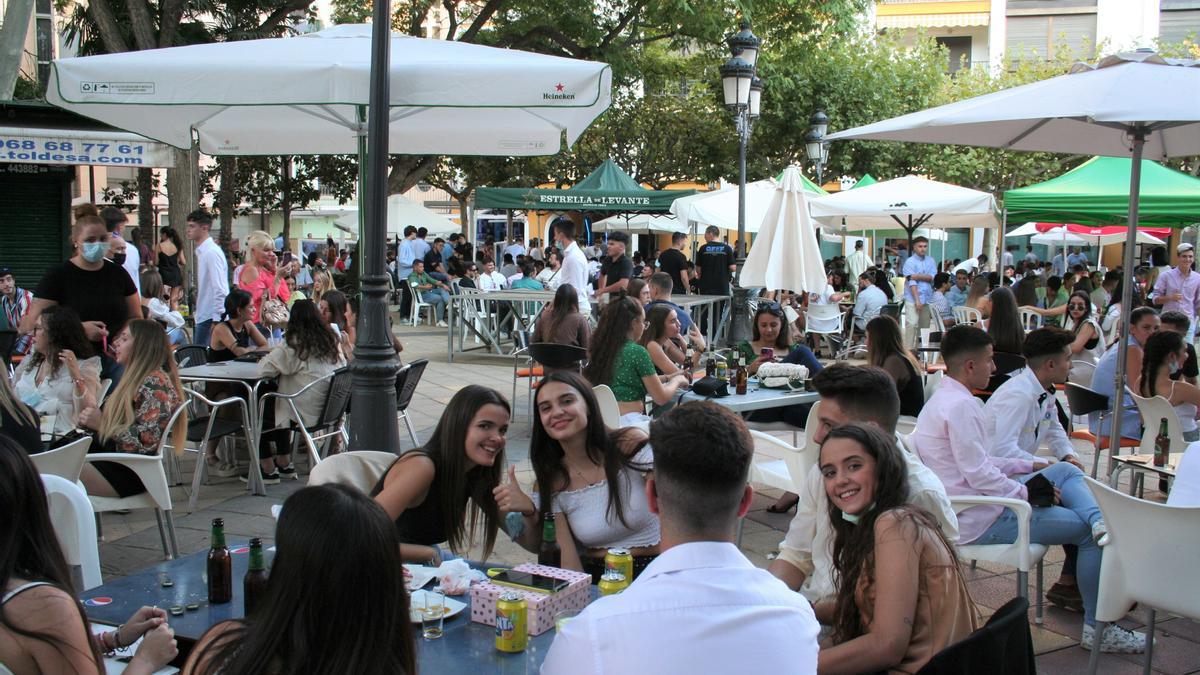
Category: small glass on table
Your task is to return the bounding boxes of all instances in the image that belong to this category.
[421,589,446,640]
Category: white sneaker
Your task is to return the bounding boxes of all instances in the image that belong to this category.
[1081,623,1147,654]
[437,320,448,327]
[1092,519,1110,547]
[206,461,239,478]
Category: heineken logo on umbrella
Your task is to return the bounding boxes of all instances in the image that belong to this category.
[544,83,576,101]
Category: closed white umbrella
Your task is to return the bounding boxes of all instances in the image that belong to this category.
[739,166,826,293]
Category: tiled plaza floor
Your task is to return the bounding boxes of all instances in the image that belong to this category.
[91,320,1200,673]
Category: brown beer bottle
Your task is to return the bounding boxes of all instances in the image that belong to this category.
[735,355,748,395]
[538,516,561,568]
[1154,420,1170,467]
[243,537,269,617]
[207,518,232,604]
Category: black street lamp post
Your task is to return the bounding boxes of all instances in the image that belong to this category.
[805,110,830,187]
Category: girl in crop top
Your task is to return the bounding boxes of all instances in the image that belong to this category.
[496,371,661,582]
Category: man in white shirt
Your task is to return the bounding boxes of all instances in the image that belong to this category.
[100,206,141,294]
[552,220,591,316]
[846,239,871,281]
[952,253,987,276]
[478,260,508,291]
[544,401,819,674]
[768,364,957,603]
[851,271,887,332]
[186,209,229,348]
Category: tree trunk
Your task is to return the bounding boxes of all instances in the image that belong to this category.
[457,196,470,240]
[137,168,155,231]
[167,145,199,293]
[0,0,35,99]
[217,156,237,251]
[385,155,440,195]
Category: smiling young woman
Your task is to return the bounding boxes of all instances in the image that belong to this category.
[371,385,510,564]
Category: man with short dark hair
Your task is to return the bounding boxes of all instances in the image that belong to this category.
[0,268,34,355]
[846,239,870,281]
[901,235,937,347]
[499,253,520,280]
[186,209,227,348]
[425,238,445,270]
[1152,242,1200,342]
[1161,310,1199,385]
[851,270,887,332]
[694,225,735,297]
[915,325,1145,654]
[646,272,705,350]
[946,269,970,307]
[1025,244,1039,265]
[407,259,450,326]
[768,364,957,601]
[411,226,431,261]
[657,231,691,295]
[930,271,954,325]
[510,262,542,291]
[552,220,590,316]
[596,231,633,299]
[100,206,140,294]
[544,401,820,673]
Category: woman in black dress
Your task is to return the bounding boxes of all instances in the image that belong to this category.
[156,227,185,289]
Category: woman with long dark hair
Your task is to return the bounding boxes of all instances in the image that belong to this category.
[184,484,416,675]
[986,287,1025,356]
[639,304,687,373]
[815,423,978,674]
[865,316,924,417]
[1024,290,1106,383]
[733,302,823,377]
[208,289,268,363]
[0,438,177,674]
[156,226,185,289]
[583,295,687,417]
[1139,330,1200,442]
[531,283,590,355]
[964,276,991,319]
[496,372,658,582]
[372,385,510,564]
[13,305,101,438]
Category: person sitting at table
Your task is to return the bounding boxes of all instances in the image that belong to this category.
[930,271,955,327]
[1138,330,1200,443]
[626,277,651,306]
[497,372,659,582]
[865,316,924,417]
[319,289,349,338]
[541,400,819,674]
[13,305,101,439]
[138,269,188,347]
[78,321,186,499]
[0,438,178,675]
[1021,290,1105,385]
[183,484,416,675]
[645,272,706,352]
[372,385,509,565]
[237,230,288,332]
[208,289,268,363]
[582,295,688,418]
[1159,310,1198,386]
[815,423,979,674]
[851,270,887,334]
[639,304,688,374]
[0,365,39,452]
[255,300,346,483]
[986,287,1025,382]
[965,275,992,320]
[530,284,590,363]
[310,266,335,306]
[1091,306,1160,442]
[343,296,404,364]
[914,325,1146,654]
[407,259,451,326]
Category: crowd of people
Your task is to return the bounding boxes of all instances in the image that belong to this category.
[6,208,1195,673]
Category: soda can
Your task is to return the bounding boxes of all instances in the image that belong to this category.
[605,548,634,581]
[598,571,628,596]
[494,592,528,653]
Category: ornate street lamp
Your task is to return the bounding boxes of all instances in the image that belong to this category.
[805,110,830,187]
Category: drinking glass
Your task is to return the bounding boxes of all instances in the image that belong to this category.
[421,590,445,639]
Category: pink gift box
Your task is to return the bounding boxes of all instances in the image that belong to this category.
[470,563,591,636]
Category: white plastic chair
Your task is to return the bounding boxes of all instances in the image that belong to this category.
[953,305,983,325]
[1084,478,1200,674]
[41,473,102,590]
[1018,308,1043,331]
[904,432,1048,624]
[409,281,434,326]
[1126,393,1187,495]
[97,378,113,405]
[804,304,848,355]
[592,385,621,429]
[308,450,399,493]
[747,403,822,494]
[30,436,91,482]
[85,404,186,559]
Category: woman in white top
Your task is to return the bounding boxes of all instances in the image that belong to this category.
[1138,330,1200,442]
[258,300,346,479]
[139,269,187,346]
[495,371,659,582]
[13,306,101,436]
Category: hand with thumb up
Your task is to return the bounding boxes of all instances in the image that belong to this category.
[493,465,535,516]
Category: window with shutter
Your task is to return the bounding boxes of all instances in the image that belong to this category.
[1159,9,1200,44]
[0,165,71,289]
[1007,16,1051,59]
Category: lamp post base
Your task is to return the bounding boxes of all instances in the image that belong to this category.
[726,285,754,347]
[348,272,401,454]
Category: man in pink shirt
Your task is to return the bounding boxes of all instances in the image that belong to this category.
[1152,243,1200,343]
[911,325,1145,655]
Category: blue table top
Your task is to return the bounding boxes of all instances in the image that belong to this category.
[82,546,585,672]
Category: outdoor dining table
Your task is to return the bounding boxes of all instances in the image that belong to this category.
[82,546,594,673]
[680,380,820,413]
[177,359,274,496]
[447,289,555,362]
[1110,452,1182,497]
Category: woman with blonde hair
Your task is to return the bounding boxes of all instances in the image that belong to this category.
[311,267,336,306]
[237,230,288,330]
[964,276,991,319]
[78,320,187,498]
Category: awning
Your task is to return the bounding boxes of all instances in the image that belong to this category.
[0,125,175,167]
[876,13,989,30]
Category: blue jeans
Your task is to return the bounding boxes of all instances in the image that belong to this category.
[974,462,1102,625]
[193,319,214,348]
[421,289,450,322]
[785,344,823,374]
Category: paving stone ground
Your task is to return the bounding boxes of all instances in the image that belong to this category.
[92,319,1200,673]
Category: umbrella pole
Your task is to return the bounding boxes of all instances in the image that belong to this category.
[348,2,402,455]
[1106,126,1147,468]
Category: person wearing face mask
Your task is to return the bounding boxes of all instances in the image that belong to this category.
[100,206,141,295]
[21,204,140,387]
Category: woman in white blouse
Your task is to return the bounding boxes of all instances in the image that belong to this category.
[496,371,660,582]
[13,306,101,436]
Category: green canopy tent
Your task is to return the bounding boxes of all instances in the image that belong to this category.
[1004,156,1200,226]
[474,158,694,212]
[850,174,877,189]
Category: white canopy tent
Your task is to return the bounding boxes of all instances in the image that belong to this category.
[334,195,460,238]
[669,180,777,234]
[808,175,1001,233]
[1030,227,1164,247]
[592,213,687,234]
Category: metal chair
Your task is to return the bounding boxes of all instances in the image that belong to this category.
[1064,382,1140,479]
[173,345,208,368]
[180,389,256,511]
[260,367,353,467]
[395,358,429,447]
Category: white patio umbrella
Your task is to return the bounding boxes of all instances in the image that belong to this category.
[825,50,1200,534]
[45,23,611,156]
[739,166,826,293]
[1031,227,1164,247]
[334,195,460,237]
[808,175,1001,235]
[592,213,687,234]
[1005,222,1044,237]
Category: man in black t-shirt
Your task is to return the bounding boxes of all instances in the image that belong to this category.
[597,231,633,300]
[695,226,736,296]
[657,232,691,296]
[1163,311,1199,385]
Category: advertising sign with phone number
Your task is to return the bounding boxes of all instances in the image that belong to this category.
[0,126,176,168]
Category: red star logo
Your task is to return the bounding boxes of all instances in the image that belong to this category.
[555,83,565,92]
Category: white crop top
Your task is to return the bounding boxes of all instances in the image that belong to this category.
[534,445,661,550]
